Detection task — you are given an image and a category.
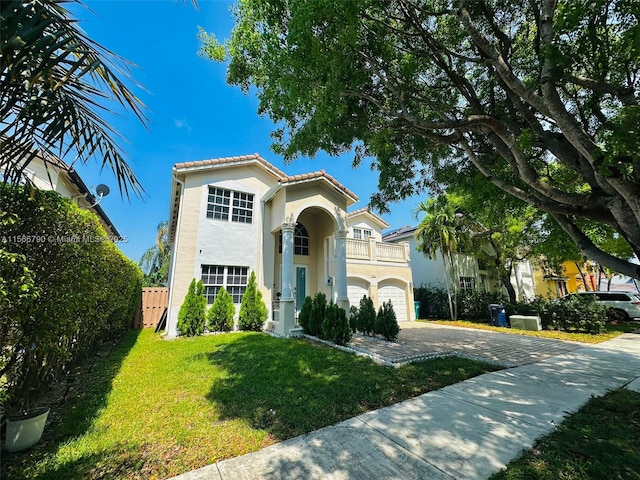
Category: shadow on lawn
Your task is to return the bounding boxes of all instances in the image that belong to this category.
[1,329,141,480]
[203,333,497,442]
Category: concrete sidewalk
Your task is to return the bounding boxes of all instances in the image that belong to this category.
[171,332,640,480]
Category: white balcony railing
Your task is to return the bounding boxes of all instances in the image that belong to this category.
[345,238,408,263]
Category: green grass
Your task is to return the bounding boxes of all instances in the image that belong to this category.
[3,329,499,480]
[424,319,639,343]
[490,388,640,480]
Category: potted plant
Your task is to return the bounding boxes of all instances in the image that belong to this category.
[1,322,53,452]
[0,234,50,452]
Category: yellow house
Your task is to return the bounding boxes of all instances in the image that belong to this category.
[533,260,597,299]
[166,153,414,337]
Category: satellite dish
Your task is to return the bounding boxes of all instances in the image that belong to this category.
[95,184,110,197]
[89,184,111,207]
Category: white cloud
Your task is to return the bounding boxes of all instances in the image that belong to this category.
[173,118,192,133]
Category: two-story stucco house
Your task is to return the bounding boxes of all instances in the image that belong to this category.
[165,153,414,338]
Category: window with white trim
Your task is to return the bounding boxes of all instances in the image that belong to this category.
[353,228,373,240]
[459,276,475,291]
[201,265,249,304]
[207,186,254,224]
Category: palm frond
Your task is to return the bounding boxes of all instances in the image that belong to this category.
[0,0,148,197]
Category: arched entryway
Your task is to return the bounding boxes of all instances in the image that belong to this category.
[273,206,347,333]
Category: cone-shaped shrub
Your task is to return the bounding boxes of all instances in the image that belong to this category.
[298,295,313,334]
[310,292,327,337]
[238,271,268,331]
[349,305,358,333]
[375,300,400,341]
[356,295,376,335]
[207,286,235,332]
[322,302,352,345]
[321,300,338,340]
[177,278,206,336]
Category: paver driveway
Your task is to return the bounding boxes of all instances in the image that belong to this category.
[349,321,584,367]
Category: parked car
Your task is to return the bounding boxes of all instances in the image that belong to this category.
[563,291,640,321]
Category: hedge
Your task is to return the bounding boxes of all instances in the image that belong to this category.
[0,184,142,414]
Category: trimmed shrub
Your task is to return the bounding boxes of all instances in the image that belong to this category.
[348,305,358,333]
[356,295,376,335]
[207,286,235,332]
[0,185,142,413]
[321,301,352,345]
[456,290,508,322]
[413,286,450,319]
[321,301,338,340]
[375,300,400,341]
[309,292,327,337]
[177,279,207,336]
[541,295,607,334]
[238,271,268,331]
[298,295,313,334]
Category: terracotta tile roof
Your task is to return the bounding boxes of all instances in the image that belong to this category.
[174,153,286,178]
[281,169,358,202]
[347,207,389,228]
[174,154,358,202]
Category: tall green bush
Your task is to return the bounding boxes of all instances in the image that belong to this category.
[207,286,235,332]
[456,290,508,321]
[0,184,142,413]
[348,305,358,333]
[332,304,352,345]
[177,279,206,336]
[298,295,313,334]
[375,300,400,341]
[356,295,376,335]
[238,271,268,331]
[309,292,327,337]
[413,286,450,319]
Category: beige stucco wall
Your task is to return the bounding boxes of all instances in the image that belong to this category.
[167,164,281,336]
[167,177,203,328]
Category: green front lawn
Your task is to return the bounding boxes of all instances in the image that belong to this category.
[3,329,499,480]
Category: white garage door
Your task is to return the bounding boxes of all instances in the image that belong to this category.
[347,283,368,310]
[378,285,407,321]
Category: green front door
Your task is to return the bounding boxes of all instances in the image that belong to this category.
[295,265,307,311]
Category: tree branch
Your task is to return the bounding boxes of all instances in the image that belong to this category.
[552,213,640,280]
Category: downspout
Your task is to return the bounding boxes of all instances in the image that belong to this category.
[165,173,185,339]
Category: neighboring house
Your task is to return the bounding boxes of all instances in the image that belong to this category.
[383,225,536,301]
[2,151,120,237]
[165,153,414,338]
[533,261,597,298]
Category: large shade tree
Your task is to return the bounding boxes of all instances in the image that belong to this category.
[201,0,640,279]
[0,0,147,195]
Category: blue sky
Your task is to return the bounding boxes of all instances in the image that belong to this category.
[69,1,425,262]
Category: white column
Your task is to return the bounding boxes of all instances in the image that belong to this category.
[335,229,349,312]
[279,222,296,334]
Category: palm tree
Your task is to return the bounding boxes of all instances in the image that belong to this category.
[413,197,467,320]
[1,0,148,196]
[139,221,171,286]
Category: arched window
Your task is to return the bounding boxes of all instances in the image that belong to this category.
[279,222,309,255]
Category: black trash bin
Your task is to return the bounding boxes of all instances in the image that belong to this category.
[489,304,507,327]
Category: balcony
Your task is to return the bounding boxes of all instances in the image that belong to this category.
[346,238,409,263]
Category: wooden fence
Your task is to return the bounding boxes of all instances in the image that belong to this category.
[134,287,169,329]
